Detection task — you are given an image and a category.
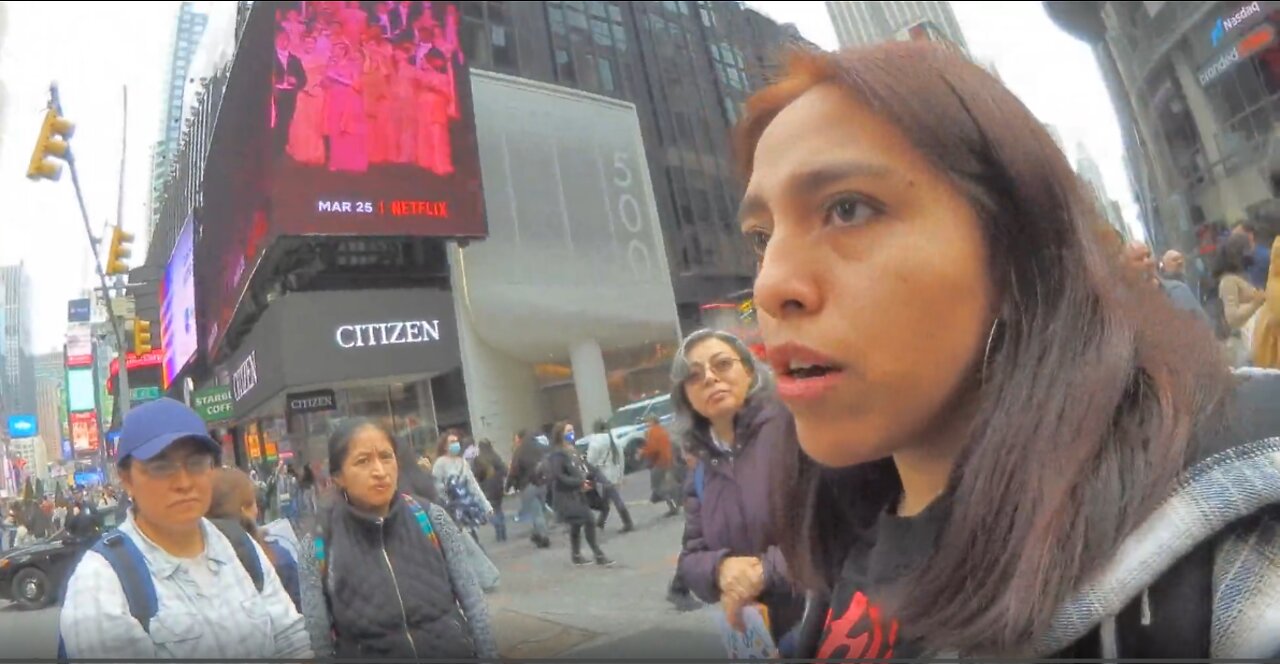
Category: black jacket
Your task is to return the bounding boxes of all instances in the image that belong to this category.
[546,447,593,522]
[322,495,474,659]
[506,437,547,492]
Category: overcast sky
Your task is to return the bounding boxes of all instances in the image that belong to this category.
[0,1,1138,354]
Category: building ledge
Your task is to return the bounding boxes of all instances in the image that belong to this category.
[1043,1,1107,44]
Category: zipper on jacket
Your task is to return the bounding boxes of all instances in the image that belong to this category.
[378,517,418,659]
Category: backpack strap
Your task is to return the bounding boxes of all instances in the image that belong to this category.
[91,531,158,633]
[694,462,706,502]
[401,493,440,550]
[209,518,265,593]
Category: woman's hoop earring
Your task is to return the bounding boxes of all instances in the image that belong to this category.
[981,318,1002,386]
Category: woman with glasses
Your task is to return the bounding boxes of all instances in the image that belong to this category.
[59,399,313,659]
[672,329,805,653]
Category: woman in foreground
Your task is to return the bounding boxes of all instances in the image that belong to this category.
[737,44,1280,659]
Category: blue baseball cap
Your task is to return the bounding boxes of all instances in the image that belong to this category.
[117,398,221,463]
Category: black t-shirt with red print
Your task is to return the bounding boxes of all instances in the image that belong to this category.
[816,495,950,661]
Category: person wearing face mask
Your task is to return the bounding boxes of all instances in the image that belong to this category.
[433,432,493,542]
[310,418,496,659]
[739,44,1280,659]
[673,329,804,651]
[58,399,312,659]
[545,422,614,566]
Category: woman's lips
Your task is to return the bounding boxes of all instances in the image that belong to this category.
[765,341,846,402]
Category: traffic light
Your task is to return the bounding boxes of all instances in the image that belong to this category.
[26,107,75,181]
[133,319,153,355]
[106,226,135,276]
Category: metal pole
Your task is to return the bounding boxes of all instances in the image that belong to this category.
[115,86,131,419]
[49,83,132,431]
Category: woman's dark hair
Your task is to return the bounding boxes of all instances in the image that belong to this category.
[208,467,275,565]
[328,417,436,503]
[550,421,573,448]
[669,328,772,455]
[1214,232,1254,279]
[740,45,1232,654]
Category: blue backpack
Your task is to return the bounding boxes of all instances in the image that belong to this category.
[56,519,265,660]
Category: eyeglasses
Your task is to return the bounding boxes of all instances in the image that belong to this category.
[683,356,742,386]
[140,454,215,479]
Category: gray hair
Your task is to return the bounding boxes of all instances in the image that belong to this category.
[668,329,772,454]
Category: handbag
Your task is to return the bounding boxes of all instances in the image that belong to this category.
[584,484,607,512]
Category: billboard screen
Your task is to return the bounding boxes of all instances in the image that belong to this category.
[268,0,485,237]
[162,216,197,387]
[69,411,100,453]
[6,414,37,438]
[66,324,93,367]
[198,0,486,362]
[67,298,91,323]
[66,367,96,413]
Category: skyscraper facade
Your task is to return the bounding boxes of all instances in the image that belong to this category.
[1046,1,1280,261]
[456,0,813,327]
[34,352,63,463]
[148,1,209,239]
[826,1,969,53]
[0,264,34,417]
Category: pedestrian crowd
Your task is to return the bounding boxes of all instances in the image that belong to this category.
[34,40,1280,660]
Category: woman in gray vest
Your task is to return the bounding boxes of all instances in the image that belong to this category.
[310,418,497,659]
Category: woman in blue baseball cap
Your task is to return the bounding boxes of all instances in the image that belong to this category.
[59,398,313,659]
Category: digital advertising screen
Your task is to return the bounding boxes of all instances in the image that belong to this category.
[199,0,488,362]
[66,324,93,367]
[267,0,487,238]
[162,216,197,387]
[6,414,37,438]
[69,411,100,453]
[66,367,96,413]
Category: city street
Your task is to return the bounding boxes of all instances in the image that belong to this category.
[0,478,726,660]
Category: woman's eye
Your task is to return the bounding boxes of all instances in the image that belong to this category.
[826,196,877,226]
[745,229,771,257]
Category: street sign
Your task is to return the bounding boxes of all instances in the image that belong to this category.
[193,385,234,423]
[111,295,136,320]
[67,298,91,323]
[130,386,162,402]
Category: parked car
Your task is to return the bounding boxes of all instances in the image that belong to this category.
[0,509,119,609]
[604,394,675,474]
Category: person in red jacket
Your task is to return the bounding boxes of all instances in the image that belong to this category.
[639,417,679,516]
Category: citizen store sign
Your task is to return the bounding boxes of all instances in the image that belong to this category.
[336,320,443,349]
[287,389,337,415]
[232,352,259,402]
[219,288,462,419]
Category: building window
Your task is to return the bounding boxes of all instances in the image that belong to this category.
[597,56,615,92]
[566,4,588,29]
[611,23,628,51]
[723,95,739,124]
[492,25,519,70]
[588,1,607,18]
[608,3,623,21]
[555,48,577,84]
[460,18,491,67]
[549,6,566,34]
[591,18,613,46]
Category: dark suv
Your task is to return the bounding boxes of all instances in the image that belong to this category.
[0,510,119,610]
